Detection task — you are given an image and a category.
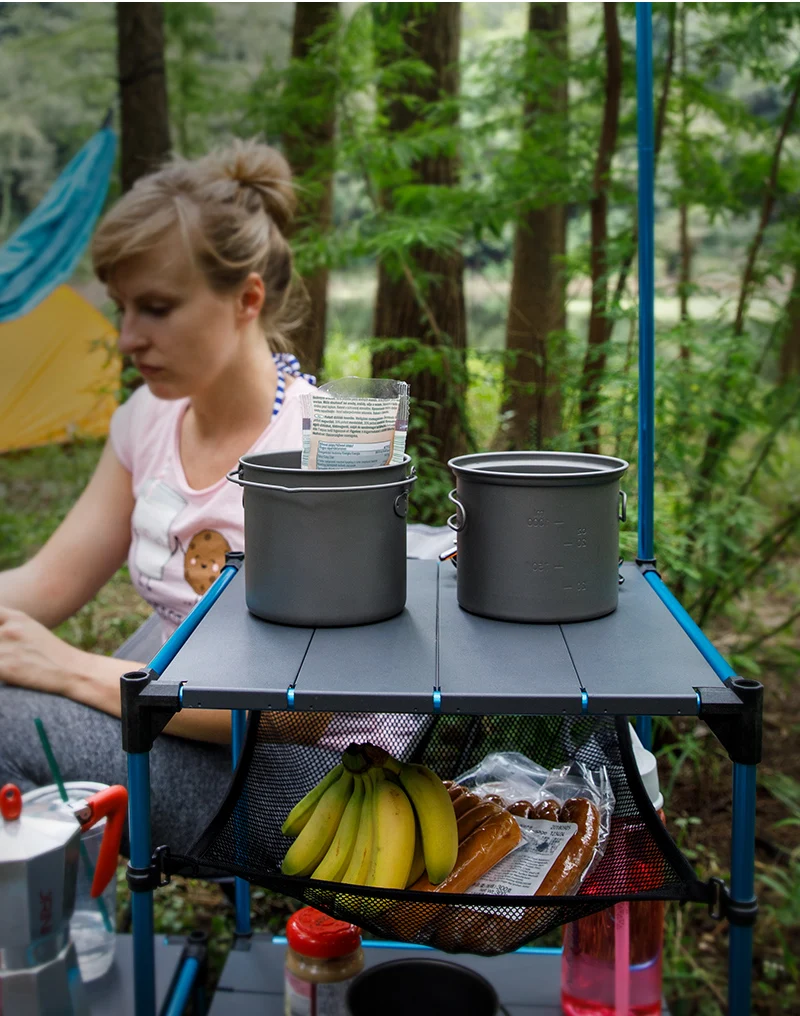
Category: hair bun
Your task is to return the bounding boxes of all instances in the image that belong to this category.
[205,139,296,234]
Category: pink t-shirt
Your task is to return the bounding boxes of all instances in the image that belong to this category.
[110,377,315,639]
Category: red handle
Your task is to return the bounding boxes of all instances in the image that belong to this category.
[80,785,128,898]
[0,784,22,821]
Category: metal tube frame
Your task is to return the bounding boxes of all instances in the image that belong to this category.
[635,8,756,1015]
[124,9,757,1016]
[162,955,201,1016]
[126,561,242,1015]
[232,709,252,938]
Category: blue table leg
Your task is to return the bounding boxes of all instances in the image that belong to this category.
[232,709,251,937]
[129,751,156,1016]
[635,715,652,750]
[729,763,757,1016]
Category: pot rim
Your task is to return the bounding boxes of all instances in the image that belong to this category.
[448,450,628,484]
[240,450,412,478]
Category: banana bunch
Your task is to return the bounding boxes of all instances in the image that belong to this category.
[280,743,458,889]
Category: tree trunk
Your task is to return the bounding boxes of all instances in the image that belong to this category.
[778,264,800,382]
[371,3,468,468]
[116,2,171,192]
[578,2,622,454]
[501,2,568,450]
[283,2,339,376]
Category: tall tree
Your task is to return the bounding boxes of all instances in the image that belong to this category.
[282,2,339,376]
[501,2,568,450]
[371,2,468,469]
[578,2,622,454]
[116,2,171,192]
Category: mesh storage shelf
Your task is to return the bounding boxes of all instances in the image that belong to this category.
[172,711,713,956]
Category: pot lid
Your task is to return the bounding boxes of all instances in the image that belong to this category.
[1,784,80,864]
[448,451,629,486]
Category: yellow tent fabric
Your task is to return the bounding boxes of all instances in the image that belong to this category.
[0,285,119,452]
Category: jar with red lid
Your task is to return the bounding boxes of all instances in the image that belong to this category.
[284,907,364,1016]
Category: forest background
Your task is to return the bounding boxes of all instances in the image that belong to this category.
[0,3,798,1013]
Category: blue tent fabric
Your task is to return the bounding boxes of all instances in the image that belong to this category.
[0,125,117,323]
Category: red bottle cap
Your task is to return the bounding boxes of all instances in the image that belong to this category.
[286,908,361,959]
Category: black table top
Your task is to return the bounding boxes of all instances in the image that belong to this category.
[140,561,730,717]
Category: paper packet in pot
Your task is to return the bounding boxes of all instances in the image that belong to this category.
[300,377,409,470]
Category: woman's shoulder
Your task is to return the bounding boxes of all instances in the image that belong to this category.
[284,376,316,401]
[109,385,184,472]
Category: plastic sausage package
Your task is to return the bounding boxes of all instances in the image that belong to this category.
[451,751,615,897]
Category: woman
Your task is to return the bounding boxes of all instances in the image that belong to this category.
[0,140,318,850]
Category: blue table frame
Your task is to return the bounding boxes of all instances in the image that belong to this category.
[120,7,759,1015]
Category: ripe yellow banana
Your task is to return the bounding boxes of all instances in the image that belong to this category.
[406,820,426,887]
[386,760,458,885]
[281,763,344,838]
[281,769,354,877]
[368,770,415,889]
[312,773,365,881]
[341,768,376,885]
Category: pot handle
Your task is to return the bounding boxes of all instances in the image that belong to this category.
[72,785,128,899]
[446,489,466,532]
[227,467,417,495]
[619,489,628,523]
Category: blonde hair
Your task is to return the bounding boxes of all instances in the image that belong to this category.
[92,139,299,351]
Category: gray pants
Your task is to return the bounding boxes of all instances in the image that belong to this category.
[0,617,233,855]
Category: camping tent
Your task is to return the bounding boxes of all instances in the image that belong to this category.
[0,285,119,451]
[0,121,119,452]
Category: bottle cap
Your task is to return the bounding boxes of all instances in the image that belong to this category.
[628,724,664,812]
[286,907,361,959]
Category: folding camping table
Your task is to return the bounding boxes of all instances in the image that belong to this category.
[114,6,761,1015]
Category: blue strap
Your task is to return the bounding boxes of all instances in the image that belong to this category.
[271,353,316,420]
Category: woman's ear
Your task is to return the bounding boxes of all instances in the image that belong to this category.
[236,273,266,324]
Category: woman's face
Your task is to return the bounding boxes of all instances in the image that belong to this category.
[107,230,261,400]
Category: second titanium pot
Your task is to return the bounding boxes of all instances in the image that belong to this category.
[447,451,628,623]
[228,452,416,627]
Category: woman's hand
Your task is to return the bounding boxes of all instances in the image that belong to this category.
[0,605,84,695]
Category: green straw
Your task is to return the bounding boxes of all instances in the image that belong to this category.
[34,718,114,934]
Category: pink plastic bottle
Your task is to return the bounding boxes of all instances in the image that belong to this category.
[561,726,665,1016]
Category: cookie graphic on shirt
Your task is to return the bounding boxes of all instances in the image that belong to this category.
[184,529,231,595]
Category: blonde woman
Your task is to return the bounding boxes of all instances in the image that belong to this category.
[0,140,318,850]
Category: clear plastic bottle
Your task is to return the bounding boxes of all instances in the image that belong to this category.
[284,907,364,1016]
[561,726,665,1016]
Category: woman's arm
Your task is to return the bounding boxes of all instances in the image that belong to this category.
[70,650,235,743]
[0,441,135,627]
[0,605,331,745]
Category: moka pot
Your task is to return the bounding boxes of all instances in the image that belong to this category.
[0,782,127,1015]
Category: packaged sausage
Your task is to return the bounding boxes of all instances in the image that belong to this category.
[452,752,614,897]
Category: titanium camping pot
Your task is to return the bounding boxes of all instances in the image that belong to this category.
[446,451,629,623]
[227,452,416,627]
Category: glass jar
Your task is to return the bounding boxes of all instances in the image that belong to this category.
[284,907,364,1016]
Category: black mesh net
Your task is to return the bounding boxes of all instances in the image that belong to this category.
[182,711,709,955]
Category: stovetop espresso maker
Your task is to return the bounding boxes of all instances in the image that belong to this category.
[0,781,127,1015]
